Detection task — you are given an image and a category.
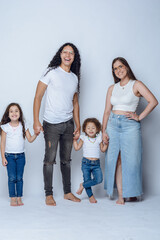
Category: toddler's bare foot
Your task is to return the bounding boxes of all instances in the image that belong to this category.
[46,195,56,206]
[10,197,18,206]
[17,197,24,206]
[76,183,84,195]
[64,192,81,202]
[116,196,125,205]
[89,195,97,203]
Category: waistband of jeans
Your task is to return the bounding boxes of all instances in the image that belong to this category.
[82,157,100,164]
[110,111,128,119]
[5,152,25,156]
[43,118,73,126]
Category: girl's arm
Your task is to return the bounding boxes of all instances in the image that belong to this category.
[102,85,114,144]
[125,81,158,121]
[25,129,37,143]
[0,130,8,166]
[73,139,83,151]
[100,142,108,153]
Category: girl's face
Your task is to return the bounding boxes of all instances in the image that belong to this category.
[9,105,20,122]
[85,122,97,138]
[60,45,75,68]
[113,60,128,80]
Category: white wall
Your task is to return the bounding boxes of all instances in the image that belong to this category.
[0,0,160,198]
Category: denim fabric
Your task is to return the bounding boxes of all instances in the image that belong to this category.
[82,157,103,198]
[5,152,25,197]
[104,112,142,198]
[43,119,74,196]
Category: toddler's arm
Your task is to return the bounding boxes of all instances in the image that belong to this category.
[73,139,83,151]
[0,130,8,166]
[25,129,37,143]
[100,141,108,152]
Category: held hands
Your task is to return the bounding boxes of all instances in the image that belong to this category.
[73,126,80,140]
[33,121,43,135]
[102,132,109,145]
[125,112,139,121]
[2,158,8,167]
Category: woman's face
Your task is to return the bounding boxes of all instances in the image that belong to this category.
[113,60,128,80]
[60,45,75,67]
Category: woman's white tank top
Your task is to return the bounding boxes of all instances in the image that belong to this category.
[110,80,139,112]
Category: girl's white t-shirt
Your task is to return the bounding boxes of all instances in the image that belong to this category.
[80,134,102,159]
[40,66,78,124]
[1,122,28,153]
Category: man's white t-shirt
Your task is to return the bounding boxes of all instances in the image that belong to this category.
[40,66,78,124]
[1,122,28,153]
[80,134,102,159]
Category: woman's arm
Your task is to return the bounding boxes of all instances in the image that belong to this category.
[73,139,83,151]
[126,81,158,121]
[25,129,37,143]
[73,93,81,140]
[0,130,8,166]
[33,81,47,135]
[102,85,114,144]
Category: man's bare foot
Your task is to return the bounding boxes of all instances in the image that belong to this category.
[64,192,81,202]
[116,197,125,205]
[89,195,97,203]
[45,195,56,206]
[17,197,24,206]
[76,183,84,195]
[10,197,18,206]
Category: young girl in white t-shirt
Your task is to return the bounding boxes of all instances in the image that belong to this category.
[73,118,108,203]
[0,103,37,206]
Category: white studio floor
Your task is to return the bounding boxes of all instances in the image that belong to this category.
[0,195,159,240]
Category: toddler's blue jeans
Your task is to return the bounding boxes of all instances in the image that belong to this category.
[82,157,103,198]
[5,152,25,197]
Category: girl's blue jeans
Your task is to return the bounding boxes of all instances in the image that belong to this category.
[82,158,103,198]
[5,152,25,197]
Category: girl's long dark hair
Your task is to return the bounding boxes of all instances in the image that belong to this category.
[0,103,26,138]
[112,57,137,83]
[44,42,81,92]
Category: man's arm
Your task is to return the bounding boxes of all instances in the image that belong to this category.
[33,81,47,134]
[73,93,80,139]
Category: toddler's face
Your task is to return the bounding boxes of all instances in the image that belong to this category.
[9,105,20,122]
[85,122,97,138]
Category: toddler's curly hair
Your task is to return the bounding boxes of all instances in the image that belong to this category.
[82,118,101,135]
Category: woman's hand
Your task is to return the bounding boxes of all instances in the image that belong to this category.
[102,132,109,144]
[2,158,8,167]
[125,112,139,121]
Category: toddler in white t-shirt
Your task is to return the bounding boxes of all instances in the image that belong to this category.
[0,103,37,206]
[73,118,108,203]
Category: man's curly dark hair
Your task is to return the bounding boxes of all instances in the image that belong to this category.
[44,43,81,92]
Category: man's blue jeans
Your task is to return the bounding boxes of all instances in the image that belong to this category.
[82,157,103,198]
[5,152,25,197]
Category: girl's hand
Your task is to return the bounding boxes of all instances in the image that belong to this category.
[125,112,139,121]
[73,127,80,140]
[2,158,8,167]
[33,121,43,135]
[102,132,109,145]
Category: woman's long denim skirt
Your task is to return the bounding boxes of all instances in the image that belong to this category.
[104,112,143,198]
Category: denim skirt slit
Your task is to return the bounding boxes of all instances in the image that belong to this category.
[104,112,143,198]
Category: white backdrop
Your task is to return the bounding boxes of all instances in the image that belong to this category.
[0,0,160,198]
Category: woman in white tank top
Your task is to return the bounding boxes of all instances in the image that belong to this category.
[102,57,158,204]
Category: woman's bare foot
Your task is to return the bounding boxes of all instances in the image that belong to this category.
[64,192,81,202]
[116,196,125,205]
[89,195,97,203]
[45,195,56,206]
[17,197,24,206]
[10,197,18,206]
[76,183,84,195]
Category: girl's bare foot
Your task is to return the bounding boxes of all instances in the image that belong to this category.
[89,195,97,203]
[116,196,125,205]
[17,197,24,206]
[76,183,84,195]
[10,197,18,206]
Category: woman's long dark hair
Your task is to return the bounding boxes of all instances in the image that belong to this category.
[112,57,137,83]
[44,43,81,92]
[0,103,26,138]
